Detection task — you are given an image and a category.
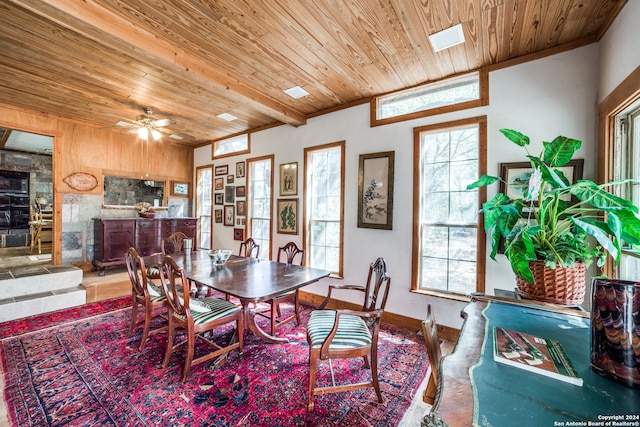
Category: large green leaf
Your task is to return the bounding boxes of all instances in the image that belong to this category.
[489,227,501,260]
[542,136,582,167]
[499,129,530,147]
[528,157,570,189]
[505,232,535,283]
[570,181,638,211]
[466,174,500,190]
[572,217,619,260]
[610,210,640,245]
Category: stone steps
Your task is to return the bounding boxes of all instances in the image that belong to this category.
[0,265,85,322]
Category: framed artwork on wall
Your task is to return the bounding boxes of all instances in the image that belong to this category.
[235,185,245,198]
[215,165,229,176]
[357,151,394,230]
[500,159,584,202]
[215,209,223,223]
[236,161,245,178]
[214,193,224,205]
[224,205,234,226]
[225,186,235,203]
[236,200,246,216]
[277,198,298,234]
[171,181,190,197]
[234,228,244,241]
[215,177,224,190]
[227,175,235,184]
[280,162,298,196]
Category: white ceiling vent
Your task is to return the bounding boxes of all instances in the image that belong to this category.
[429,24,465,52]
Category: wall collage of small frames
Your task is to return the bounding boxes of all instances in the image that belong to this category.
[214,161,247,240]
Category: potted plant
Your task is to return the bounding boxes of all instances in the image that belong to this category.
[467,129,640,305]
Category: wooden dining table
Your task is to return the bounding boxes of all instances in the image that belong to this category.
[143,250,331,344]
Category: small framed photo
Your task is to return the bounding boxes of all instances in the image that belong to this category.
[234,228,244,241]
[171,181,190,197]
[357,151,394,230]
[225,186,235,203]
[215,165,229,176]
[280,162,298,196]
[236,200,246,216]
[227,174,235,184]
[215,177,224,190]
[214,193,224,205]
[277,198,298,234]
[235,185,246,198]
[215,209,223,223]
[236,161,245,178]
[224,205,234,226]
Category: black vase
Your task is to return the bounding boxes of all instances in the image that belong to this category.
[590,278,640,388]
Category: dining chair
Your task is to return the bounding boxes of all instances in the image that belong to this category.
[305,257,391,411]
[28,204,43,253]
[422,304,442,405]
[238,237,260,258]
[147,231,189,279]
[125,247,168,350]
[159,255,243,383]
[256,241,304,335]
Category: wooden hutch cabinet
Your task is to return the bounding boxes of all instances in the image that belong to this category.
[92,217,198,275]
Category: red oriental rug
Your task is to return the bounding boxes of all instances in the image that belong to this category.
[0,298,428,426]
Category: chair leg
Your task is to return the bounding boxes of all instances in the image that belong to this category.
[127,299,138,338]
[182,328,196,383]
[370,348,383,403]
[308,350,318,412]
[162,316,175,369]
[139,303,153,350]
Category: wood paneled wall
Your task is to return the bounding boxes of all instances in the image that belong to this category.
[0,102,194,263]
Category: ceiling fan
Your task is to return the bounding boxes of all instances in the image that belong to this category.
[111,108,192,141]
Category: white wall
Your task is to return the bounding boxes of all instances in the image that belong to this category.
[598,0,640,102]
[195,44,600,328]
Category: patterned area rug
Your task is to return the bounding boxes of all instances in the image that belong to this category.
[1,301,428,426]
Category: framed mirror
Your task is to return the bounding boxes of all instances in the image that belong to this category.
[103,176,165,207]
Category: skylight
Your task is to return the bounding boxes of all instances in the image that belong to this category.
[429,24,465,52]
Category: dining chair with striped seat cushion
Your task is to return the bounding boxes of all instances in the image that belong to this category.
[305,257,391,412]
[125,247,168,351]
[159,255,243,383]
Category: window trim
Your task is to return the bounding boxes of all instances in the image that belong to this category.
[246,154,274,260]
[411,116,487,296]
[371,69,488,128]
[195,165,213,251]
[303,140,345,277]
[211,133,251,160]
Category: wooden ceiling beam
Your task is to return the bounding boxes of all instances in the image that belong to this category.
[10,0,307,127]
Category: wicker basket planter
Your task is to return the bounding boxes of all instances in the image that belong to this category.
[515,260,586,306]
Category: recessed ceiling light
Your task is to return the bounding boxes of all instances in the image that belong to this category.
[116,121,133,127]
[217,112,237,121]
[169,134,184,140]
[429,24,465,52]
[284,86,309,99]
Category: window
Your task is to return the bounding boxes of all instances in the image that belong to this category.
[247,155,273,259]
[412,117,486,296]
[196,166,212,250]
[372,70,487,127]
[304,141,345,276]
[614,99,640,278]
[212,134,250,159]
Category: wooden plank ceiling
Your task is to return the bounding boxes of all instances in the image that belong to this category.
[0,0,626,146]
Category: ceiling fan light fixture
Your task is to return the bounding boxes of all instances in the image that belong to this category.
[151,129,162,140]
[429,24,465,52]
[217,112,237,121]
[137,127,149,139]
[284,86,309,99]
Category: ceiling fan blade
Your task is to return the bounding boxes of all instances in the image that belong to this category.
[151,118,175,127]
